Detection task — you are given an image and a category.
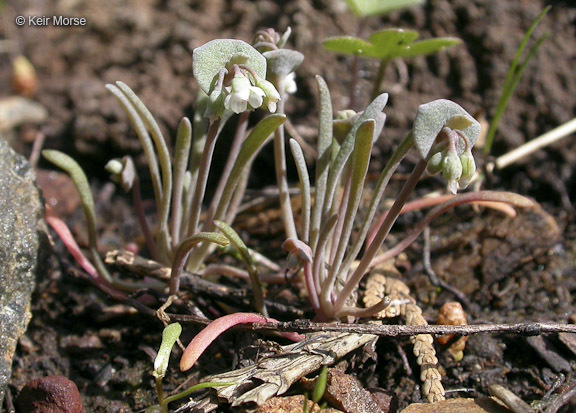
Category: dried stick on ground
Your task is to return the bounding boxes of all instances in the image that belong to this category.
[177,332,378,412]
[105,249,305,318]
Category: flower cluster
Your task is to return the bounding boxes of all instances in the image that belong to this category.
[426,126,476,194]
[223,73,281,114]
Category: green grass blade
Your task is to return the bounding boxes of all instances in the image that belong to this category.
[484,6,550,155]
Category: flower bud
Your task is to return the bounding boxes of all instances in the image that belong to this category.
[205,89,225,119]
[442,152,462,194]
[105,156,135,192]
[105,158,123,177]
[458,150,476,189]
[333,110,359,143]
[256,78,281,113]
[426,152,444,176]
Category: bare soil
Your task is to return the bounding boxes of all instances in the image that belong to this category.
[2,0,576,412]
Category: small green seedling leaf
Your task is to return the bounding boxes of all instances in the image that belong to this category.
[413,99,480,159]
[193,39,267,95]
[398,37,462,59]
[323,36,372,57]
[323,29,460,61]
[312,365,328,403]
[345,0,424,17]
[153,323,182,380]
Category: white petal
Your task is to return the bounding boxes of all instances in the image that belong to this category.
[267,101,277,113]
[225,94,248,114]
[248,87,265,108]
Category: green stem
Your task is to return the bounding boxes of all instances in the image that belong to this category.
[205,111,250,227]
[186,118,221,244]
[273,76,298,239]
[371,58,390,102]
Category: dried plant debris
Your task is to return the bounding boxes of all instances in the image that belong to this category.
[178,332,377,412]
[436,302,468,362]
[363,263,445,403]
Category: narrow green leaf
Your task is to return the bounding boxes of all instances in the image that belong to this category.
[322,93,388,219]
[484,6,550,155]
[185,115,284,273]
[106,84,163,208]
[289,139,311,242]
[322,120,374,302]
[312,365,329,403]
[170,117,192,247]
[116,81,173,261]
[310,75,333,251]
[42,150,113,283]
[160,381,234,409]
[213,114,286,222]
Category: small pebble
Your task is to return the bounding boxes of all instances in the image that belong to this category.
[15,375,84,413]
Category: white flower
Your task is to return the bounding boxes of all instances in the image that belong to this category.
[224,75,266,114]
[284,72,297,95]
[256,78,281,113]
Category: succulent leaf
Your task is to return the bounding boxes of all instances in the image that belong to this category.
[193,39,267,95]
[413,99,480,159]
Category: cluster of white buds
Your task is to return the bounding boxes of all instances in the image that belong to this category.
[219,69,280,115]
[426,126,476,194]
[223,72,281,114]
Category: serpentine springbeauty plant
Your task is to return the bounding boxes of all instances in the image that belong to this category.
[281,81,533,321]
[41,27,536,408]
[42,35,297,300]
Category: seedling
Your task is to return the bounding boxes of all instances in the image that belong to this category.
[344,0,424,17]
[324,28,461,100]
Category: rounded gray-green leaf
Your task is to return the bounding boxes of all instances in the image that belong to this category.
[193,39,267,95]
[262,49,304,78]
[413,99,480,159]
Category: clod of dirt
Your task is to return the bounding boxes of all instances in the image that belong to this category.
[256,394,331,413]
[400,397,510,413]
[15,375,84,413]
[323,369,394,413]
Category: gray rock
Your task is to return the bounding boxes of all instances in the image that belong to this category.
[0,138,45,407]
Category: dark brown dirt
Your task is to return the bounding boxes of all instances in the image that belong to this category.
[2,0,576,412]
